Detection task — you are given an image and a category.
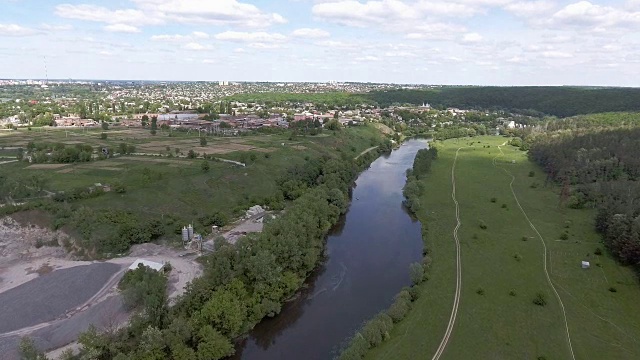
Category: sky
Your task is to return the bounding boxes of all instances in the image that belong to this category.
[0,0,639,85]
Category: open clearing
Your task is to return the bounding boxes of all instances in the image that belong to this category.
[368,136,640,360]
[0,216,202,359]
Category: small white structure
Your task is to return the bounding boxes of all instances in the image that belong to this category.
[129,259,164,272]
[582,261,590,269]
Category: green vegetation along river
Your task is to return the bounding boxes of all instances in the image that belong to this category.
[235,139,428,359]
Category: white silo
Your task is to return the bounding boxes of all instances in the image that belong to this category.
[181,227,189,243]
[188,224,194,240]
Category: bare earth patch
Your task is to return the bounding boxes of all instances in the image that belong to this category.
[26,164,70,169]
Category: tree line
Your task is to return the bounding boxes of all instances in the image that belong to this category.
[367,88,640,117]
[529,128,640,269]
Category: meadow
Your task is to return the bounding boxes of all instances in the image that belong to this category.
[368,136,640,360]
[0,125,385,254]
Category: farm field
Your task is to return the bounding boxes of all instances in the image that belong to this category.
[0,126,385,251]
[368,136,640,360]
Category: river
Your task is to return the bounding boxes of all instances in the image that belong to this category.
[236,139,428,360]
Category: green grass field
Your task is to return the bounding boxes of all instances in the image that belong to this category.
[0,126,383,226]
[368,136,640,360]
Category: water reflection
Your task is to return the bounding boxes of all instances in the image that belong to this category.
[237,140,428,360]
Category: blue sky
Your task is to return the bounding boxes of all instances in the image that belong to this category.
[1,0,639,85]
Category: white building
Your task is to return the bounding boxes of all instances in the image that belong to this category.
[129,259,165,272]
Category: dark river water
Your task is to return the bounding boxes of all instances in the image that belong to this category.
[236,139,428,360]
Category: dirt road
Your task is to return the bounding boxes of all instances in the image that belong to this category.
[431,147,465,360]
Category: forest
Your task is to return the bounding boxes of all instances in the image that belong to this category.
[529,128,640,269]
[367,87,640,117]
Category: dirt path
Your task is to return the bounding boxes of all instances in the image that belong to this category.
[431,147,465,360]
[354,146,379,160]
[494,143,576,360]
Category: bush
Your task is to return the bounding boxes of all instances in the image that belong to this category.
[529,171,535,177]
[509,289,517,296]
[521,236,529,241]
[387,294,411,323]
[501,204,508,209]
[490,197,497,203]
[200,137,207,146]
[339,334,368,360]
[479,220,488,230]
[113,181,126,194]
[100,132,107,140]
[533,292,547,306]
[404,286,420,301]
[594,248,603,255]
[560,232,569,240]
[513,253,522,262]
[476,287,485,295]
[409,262,424,285]
[609,287,617,293]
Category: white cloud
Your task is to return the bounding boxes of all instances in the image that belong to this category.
[104,24,141,33]
[541,50,573,58]
[151,34,188,42]
[291,28,330,39]
[55,4,156,25]
[55,0,286,29]
[215,31,287,43]
[202,59,215,64]
[192,31,209,39]
[406,23,466,40]
[462,32,483,43]
[0,24,39,36]
[503,1,556,18]
[132,0,287,28]
[40,24,73,31]
[550,1,640,29]
[183,42,208,50]
[355,55,381,62]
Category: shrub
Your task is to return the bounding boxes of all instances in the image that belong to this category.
[100,132,107,140]
[476,287,485,295]
[530,182,539,189]
[521,236,529,242]
[533,292,547,306]
[529,171,535,177]
[560,232,569,240]
[594,248,603,255]
[404,286,420,301]
[409,262,425,285]
[479,220,488,230]
[490,197,497,203]
[513,253,522,262]
[387,294,412,323]
[200,137,207,146]
[339,334,368,360]
[361,319,384,347]
[609,287,617,293]
[509,289,517,296]
[501,204,508,209]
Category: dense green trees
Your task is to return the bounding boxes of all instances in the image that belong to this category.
[367,87,640,117]
[529,128,640,269]
[403,146,438,214]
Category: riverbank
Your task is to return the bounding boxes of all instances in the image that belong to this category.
[237,139,427,360]
[368,136,640,360]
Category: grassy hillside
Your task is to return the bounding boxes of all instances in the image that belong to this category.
[368,136,640,359]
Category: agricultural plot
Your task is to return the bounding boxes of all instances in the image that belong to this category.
[369,136,640,360]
